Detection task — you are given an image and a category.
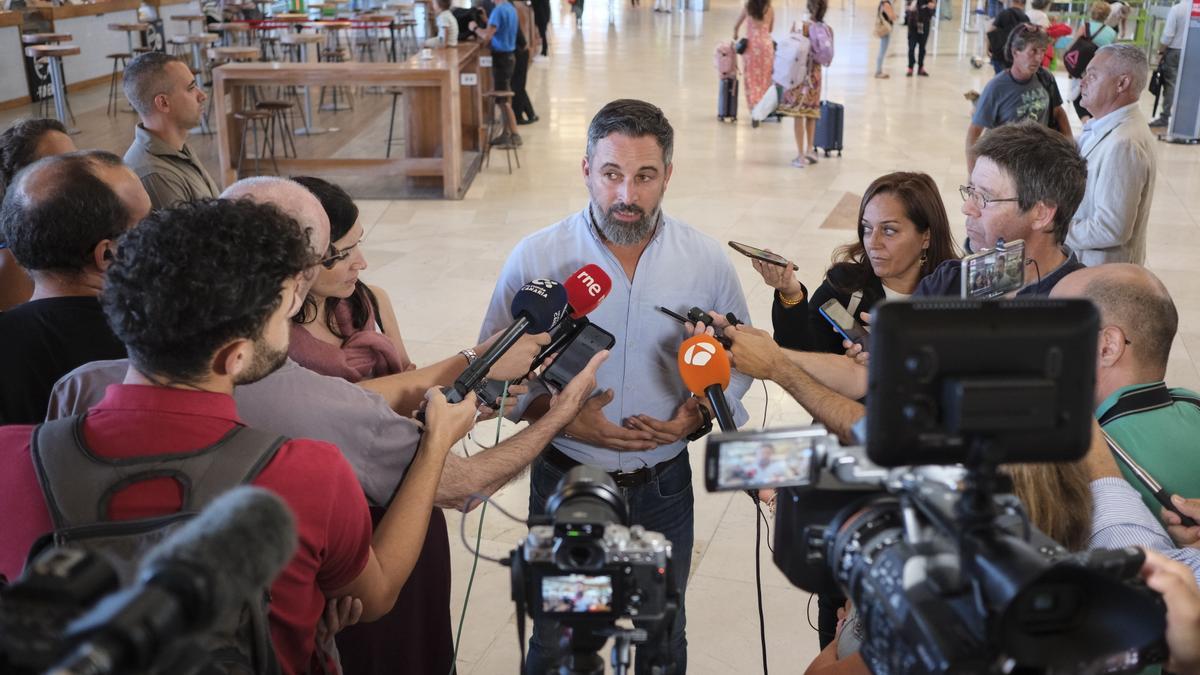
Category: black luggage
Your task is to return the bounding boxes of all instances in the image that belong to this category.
[814,100,843,156]
[718,77,738,122]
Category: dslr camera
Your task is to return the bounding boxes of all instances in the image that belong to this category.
[508,466,678,675]
[705,299,1169,674]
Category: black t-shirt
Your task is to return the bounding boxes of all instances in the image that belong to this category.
[0,296,126,425]
[988,7,1030,58]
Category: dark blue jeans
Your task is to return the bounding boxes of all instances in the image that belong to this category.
[524,450,693,675]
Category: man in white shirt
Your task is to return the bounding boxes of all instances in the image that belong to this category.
[1066,44,1157,266]
[1150,0,1188,128]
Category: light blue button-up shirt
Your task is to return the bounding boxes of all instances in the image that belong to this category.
[479,207,753,472]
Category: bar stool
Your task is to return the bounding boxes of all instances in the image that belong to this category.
[234,109,279,176]
[255,100,298,158]
[395,19,418,59]
[108,22,150,53]
[21,33,72,120]
[352,15,391,62]
[210,22,252,46]
[171,33,220,84]
[105,53,130,116]
[482,90,519,173]
[171,14,208,33]
[281,32,328,135]
[25,44,80,132]
[384,87,403,157]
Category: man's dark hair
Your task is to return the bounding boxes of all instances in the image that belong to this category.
[807,0,828,21]
[1086,273,1178,373]
[970,120,1086,244]
[0,150,130,273]
[586,99,675,166]
[102,198,316,383]
[122,51,189,116]
[0,117,68,194]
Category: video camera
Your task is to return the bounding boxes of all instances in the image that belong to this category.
[705,299,1169,674]
[507,466,678,675]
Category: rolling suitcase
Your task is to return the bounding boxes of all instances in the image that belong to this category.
[718,77,739,122]
[814,100,843,156]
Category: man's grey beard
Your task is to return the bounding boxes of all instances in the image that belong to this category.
[592,202,659,246]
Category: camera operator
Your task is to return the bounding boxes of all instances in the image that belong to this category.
[1141,549,1200,675]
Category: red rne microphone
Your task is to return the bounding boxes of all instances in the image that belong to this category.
[678,335,737,432]
[563,263,612,319]
[527,264,615,373]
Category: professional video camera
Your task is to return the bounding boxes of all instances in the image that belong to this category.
[0,487,295,675]
[704,299,1169,674]
[507,466,678,675]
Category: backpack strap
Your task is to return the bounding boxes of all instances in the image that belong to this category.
[31,415,287,530]
[1098,382,1200,426]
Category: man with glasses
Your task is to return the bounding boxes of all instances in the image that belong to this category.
[918,120,1087,296]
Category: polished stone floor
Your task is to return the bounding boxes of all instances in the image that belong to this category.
[4,0,1199,670]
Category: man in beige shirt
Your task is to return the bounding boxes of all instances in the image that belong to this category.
[121,52,219,209]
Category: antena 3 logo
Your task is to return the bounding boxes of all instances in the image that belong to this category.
[682,341,717,367]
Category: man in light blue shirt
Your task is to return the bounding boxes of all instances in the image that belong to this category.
[479,99,752,675]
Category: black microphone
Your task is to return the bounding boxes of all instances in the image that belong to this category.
[445,279,569,403]
[48,487,298,675]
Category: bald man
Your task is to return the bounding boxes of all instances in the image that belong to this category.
[1051,264,1200,514]
[0,151,151,425]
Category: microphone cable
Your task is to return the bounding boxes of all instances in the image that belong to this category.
[449,381,509,675]
[751,378,771,674]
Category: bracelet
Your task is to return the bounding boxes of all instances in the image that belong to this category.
[778,289,805,308]
[459,348,477,365]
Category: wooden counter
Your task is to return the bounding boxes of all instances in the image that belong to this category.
[34,0,141,21]
[0,11,23,28]
[211,42,484,199]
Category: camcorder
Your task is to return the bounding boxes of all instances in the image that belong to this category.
[508,466,678,675]
[705,299,1170,674]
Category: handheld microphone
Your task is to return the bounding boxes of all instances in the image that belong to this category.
[49,487,298,675]
[446,279,569,403]
[678,335,737,432]
[527,264,614,374]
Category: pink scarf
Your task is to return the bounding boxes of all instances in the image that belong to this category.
[289,301,413,382]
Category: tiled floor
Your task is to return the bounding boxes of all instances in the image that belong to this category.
[5,0,1199,671]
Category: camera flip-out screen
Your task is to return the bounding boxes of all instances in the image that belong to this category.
[540,574,615,616]
[705,427,833,491]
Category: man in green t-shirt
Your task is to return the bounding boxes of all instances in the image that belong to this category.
[1052,264,1200,516]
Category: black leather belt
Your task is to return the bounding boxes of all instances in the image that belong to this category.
[543,445,686,488]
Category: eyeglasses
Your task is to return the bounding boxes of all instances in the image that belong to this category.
[318,237,364,269]
[959,185,1020,210]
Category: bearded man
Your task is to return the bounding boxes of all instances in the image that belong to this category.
[479,99,752,675]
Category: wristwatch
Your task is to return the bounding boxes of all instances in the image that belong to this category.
[686,400,714,442]
[459,348,477,365]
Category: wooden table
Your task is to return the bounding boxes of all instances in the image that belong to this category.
[25,43,80,130]
[211,43,484,198]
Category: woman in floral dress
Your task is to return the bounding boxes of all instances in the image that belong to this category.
[733,0,774,116]
[777,0,827,167]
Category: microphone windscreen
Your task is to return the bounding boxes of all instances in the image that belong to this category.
[139,486,297,625]
[562,264,613,319]
[511,279,569,333]
[677,335,731,396]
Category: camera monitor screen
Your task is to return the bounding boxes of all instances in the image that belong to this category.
[704,427,831,491]
[540,574,614,615]
[865,299,1098,467]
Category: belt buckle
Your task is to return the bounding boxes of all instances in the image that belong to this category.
[610,469,646,488]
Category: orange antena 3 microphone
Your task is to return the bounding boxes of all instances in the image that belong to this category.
[678,335,736,431]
